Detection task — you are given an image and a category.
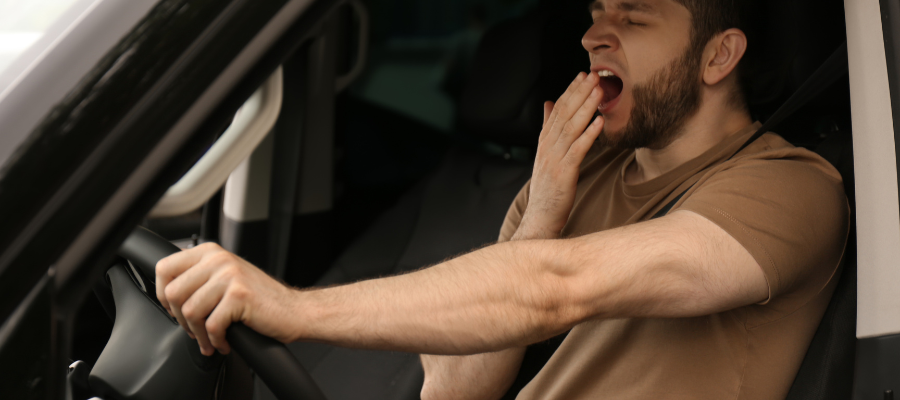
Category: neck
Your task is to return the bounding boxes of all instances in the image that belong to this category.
[625,97,752,185]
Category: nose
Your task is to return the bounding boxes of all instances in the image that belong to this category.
[582,21,619,54]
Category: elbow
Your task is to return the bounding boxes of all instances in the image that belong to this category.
[531,239,612,329]
[420,380,450,400]
[536,274,596,331]
[530,242,599,332]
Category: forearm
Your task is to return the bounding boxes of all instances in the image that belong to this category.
[417,227,552,400]
[289,240,578,355]
[420,348,525,400]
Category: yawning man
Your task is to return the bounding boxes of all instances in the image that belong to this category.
[155,0,850,398]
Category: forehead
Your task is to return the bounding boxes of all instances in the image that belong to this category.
[589,0,683,16]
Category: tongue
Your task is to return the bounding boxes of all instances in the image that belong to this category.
[598,76,623,104]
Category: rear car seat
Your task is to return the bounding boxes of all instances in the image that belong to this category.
[255,4,590,400]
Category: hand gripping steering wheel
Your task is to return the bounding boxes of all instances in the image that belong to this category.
[88,226,327,400]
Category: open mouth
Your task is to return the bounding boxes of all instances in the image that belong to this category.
[597,70,624,108]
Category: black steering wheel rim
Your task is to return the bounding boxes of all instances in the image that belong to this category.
[116,226,327,400]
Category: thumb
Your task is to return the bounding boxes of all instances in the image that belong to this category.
[543,101,555,126]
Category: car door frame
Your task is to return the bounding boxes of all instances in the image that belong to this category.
[0,0,348,396]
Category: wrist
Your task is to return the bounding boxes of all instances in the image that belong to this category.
[513,216,562,241]
[286,289,318,343]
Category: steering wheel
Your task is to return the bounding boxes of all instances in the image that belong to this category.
[87,226,327,400]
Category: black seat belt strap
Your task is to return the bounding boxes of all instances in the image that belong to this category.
[651,186,692,219]
[651,41,848,220]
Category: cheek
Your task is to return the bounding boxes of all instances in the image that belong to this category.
[624,32,687,78]
[627,51,668,79]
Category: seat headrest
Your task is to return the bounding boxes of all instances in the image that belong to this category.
[459,3,590,148]
[739,0,850,145]
[741,0,847,108]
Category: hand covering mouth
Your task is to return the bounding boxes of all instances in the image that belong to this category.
[597,70,624,107]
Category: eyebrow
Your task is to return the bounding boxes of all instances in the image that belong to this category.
[589,1,660,16]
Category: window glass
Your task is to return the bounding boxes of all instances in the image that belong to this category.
[0,0,83,78]
[351,0,538,132]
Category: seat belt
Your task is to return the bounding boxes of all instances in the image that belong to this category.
[650,41,849,220]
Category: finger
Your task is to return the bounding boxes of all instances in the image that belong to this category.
[181,279,228,356]
[564,115,605,167]
[545,73,589,128]
[162,257,219,315]
[157,243,227,311]
[163,263,220,340]
[539,73,588,146]
[543,101,555,126]
[546,72,599,143]
[552,71,599,123]
[167,301,194,339]
[156,245,208,310]
[556,85,604,148]
[205,291,245,355]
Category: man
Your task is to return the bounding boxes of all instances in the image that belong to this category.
[155,0,849,398]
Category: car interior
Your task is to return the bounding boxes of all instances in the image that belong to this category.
[25,0,859,398]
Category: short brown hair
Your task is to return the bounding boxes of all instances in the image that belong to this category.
[674,0,743,49]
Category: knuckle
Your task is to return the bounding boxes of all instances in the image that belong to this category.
[230,285,250,301]
[164,284,183,305]
[219,266,242,281]
[208,251,234,265]
[182,305,197,320]
[197,242,222,251]
[156,258,171,274]
[206,320,222,336]
[561,121,575,136]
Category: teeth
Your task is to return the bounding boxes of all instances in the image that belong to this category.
[597,70,617,78]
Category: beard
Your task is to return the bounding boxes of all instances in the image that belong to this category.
[598,43,705,150]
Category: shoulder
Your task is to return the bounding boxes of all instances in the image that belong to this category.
[678,132,850,301]
[716,132,845,195]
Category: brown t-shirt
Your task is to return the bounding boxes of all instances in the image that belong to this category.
[502,123,850,400]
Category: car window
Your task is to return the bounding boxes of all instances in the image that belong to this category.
[0,0,93,93]
[351,0,537,133]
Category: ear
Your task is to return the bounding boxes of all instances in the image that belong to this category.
[702,28,748,86]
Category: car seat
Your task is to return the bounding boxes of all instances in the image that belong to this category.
[749,1,856,399]
[784,129,855,400]
[254,3,590,400]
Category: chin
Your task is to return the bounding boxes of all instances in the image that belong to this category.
[602,118,628,136]
[600,127,624,146]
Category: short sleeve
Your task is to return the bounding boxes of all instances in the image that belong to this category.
[498,181,531,242]
[678,151,849,309]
